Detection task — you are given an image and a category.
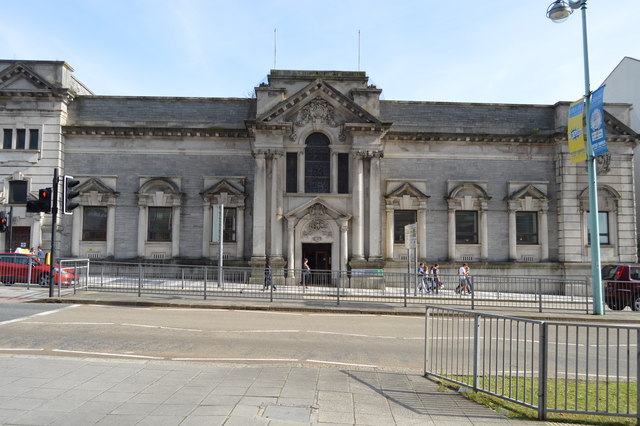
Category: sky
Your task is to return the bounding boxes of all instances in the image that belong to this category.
[1,0,639,105]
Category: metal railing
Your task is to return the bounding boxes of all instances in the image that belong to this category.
[59,258,90,296]
[69,261,593,312]
[424,305,639,421]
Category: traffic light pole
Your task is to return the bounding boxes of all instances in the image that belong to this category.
[49,168,59,297]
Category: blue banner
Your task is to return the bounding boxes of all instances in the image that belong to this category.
[589,85,607,156]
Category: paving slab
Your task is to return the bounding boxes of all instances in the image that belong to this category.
[0,355,545,425]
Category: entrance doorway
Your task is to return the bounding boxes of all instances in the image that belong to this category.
[5,226,30,253]
[302,243,331,285]
[302,243,331,270]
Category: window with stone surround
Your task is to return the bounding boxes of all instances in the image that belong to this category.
[148,207,172,241]
[456,211,478,244]
[516,211,538,244]
[304,133,330,193]
[394,210,416,244]
[2,128,39,150]
[82,206,107,241]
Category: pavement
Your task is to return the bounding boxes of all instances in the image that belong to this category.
[1,285,638,425]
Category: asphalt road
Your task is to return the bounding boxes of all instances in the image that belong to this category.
[0,304,426,371]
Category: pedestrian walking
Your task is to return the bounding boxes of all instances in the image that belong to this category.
[456,263,472,294]
[417,262,426,294]
[300,257,311,287]
[263,261,275,291]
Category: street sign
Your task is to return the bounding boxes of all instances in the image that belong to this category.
[404,223,417,250]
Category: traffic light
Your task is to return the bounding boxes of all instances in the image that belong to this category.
[0,212,7,232]
[26,187,52,213]
[62,175,80,214]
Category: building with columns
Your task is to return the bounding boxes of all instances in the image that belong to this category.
[1,60,638,279]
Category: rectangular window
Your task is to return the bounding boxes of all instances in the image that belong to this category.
[8,180,28,204]
[516,211,538,244]
[587,211,610,245]
[29,129,39,150]
[456,211,478,244]
[148,207,172,241]
[16,129,26,149]
[394,210,417,244]
[223,207,236,242]
[286,152,297,193]
[337,153,349,194]
[82,207,108,241]
[3,129,12,149]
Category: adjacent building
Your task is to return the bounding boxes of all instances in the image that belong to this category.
[1,60,638,280]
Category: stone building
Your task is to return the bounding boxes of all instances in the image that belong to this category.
[1,60,638,279]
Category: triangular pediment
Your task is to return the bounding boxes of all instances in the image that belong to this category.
[387,182,429,199]
[285,197,351,221]
[77,177,118,194]
[257,79,382,126]
[0,62,57,91]
[202,179,245,196]
[508,184,547,201]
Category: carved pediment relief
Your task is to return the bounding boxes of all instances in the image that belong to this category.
[0,62,56,91]
[507,184,548,201]
[257,79,381,127]
[387,182,429,199]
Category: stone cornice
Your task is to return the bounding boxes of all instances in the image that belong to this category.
[63,126,250,138]
[383,131,554,144]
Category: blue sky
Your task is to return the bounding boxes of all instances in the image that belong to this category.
[1,0,638,104]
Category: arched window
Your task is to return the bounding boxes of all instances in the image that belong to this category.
[304,133,330,193]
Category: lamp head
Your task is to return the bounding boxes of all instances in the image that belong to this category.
[546,0,572,23]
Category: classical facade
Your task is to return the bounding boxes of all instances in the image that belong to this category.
[1,60,638,279]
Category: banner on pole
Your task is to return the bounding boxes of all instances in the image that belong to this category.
[567,98,587,163]
[589,85,608,156]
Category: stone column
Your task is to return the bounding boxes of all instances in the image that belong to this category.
[202,204,211,257]
[172,205,181,258]
[480,202,488,260]
[287,219,296,280]
[298,151,305,194]
[368,152,382,260]
[252,151,267,260]
[418,202,427,260]
[331,151,338,194]
[270,152,284,259]
[385,206,394,260]
[107,204,116,257]
[352,152,364,260]
[508,208,517,261]
[447,203,456,261]
[137,205,146,257]
[70,213,80,257]
[237,207,245,260]
[540,207,549,261]
[340,219,349,271]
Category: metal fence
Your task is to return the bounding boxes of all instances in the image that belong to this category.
[71,261,592,312]
[424,305,639,422]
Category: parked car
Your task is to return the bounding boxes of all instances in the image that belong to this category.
[0,252,75,287]
[602,264,640,311]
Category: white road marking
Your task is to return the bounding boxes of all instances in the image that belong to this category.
[0,304,79,326]
[230,311,303,316]
[0,348,44,351]
[24,322,114,325]
[122,323,202,332]
[52,349,164,359]
[306,359,378,368]
[308,330,397,339]
[171,357,299,362]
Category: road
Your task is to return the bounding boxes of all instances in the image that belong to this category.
[0,303,425,371]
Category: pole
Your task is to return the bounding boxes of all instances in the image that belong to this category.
[579,2,603,315]
[49,168,59,297]
[217,204,224,289]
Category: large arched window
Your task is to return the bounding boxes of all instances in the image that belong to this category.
[304,133,330,193]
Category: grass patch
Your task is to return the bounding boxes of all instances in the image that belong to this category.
[436,375,637,425]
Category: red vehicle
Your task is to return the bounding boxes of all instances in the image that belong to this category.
[0,252,76,287]
[602,264,640,311]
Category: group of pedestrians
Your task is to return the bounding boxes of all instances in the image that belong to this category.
[416,262,474,295]
[263,257,311,291]
[416,263,442,294]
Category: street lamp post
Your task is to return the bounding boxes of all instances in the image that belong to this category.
[547,0,604,315]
